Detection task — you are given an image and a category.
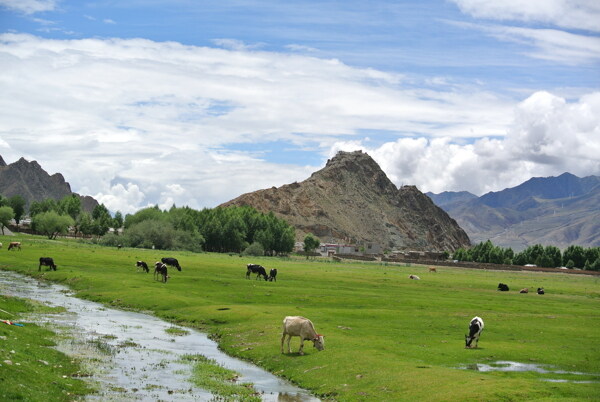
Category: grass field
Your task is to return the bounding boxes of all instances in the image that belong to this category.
[0,293,94,401]
[1,234,599,401]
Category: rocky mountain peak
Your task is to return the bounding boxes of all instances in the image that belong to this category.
[221,151,471,252]
[0,155,97,212]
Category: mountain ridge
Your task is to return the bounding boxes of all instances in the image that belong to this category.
[0,155,99,212]
[221,150,471,252]
[427,173,600,250]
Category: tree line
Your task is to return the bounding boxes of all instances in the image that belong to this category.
[0,194,117,239]
[453,240,600,271]
[100,204,295,254]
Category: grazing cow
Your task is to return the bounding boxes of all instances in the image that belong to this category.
[428,267,437,273]
[268,268,278,282]
[136,261,149,273]
[38,257,57,271]
[161,257,182,271]
[117,244,123,250]
[409,274,420,280]
[154,262,168,283]
[246,264,268,280]
[8,242,21,251]
[465,316,484,348]
[520,288,529,293]
[281,316,325,355]
[537,287,545,295]
[497,283,509,291]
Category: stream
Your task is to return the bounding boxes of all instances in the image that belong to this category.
[0,270,320,401]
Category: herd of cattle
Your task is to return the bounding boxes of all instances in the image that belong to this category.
[7,240,556,355]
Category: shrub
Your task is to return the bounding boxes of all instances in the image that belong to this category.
[243,242,264,256]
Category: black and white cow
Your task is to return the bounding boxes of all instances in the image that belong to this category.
[246,264,268,280]
[497,283,509,291]
[39,257,57,271]
[154,262,168,283]
[465,316,484,348]
[136,261,149,273]
[537,287,545,295]
[268,268,278,282]
[161,257,182,271]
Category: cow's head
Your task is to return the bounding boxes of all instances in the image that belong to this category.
[312,334,325,351]
[465,334,472,348]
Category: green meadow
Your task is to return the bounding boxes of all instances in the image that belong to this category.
[1,234,599,401]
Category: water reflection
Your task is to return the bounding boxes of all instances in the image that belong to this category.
[0,270,320,401]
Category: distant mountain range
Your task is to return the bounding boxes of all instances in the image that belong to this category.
[0,155,98,212]
[222,151,471,252]
[427,173,600,250]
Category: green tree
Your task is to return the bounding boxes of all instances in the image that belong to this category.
[8,195,26,227]
[29,199,58,217]
[303,233,320,257]
[113,211,124,232]
[76,212,94,237]
[32,210,74,239]
[544,245,562,268]
[124,206,165,229]
[0,206,15,235]
[58,194,82,220]
[563,245,586,268]
[91,204,112,236]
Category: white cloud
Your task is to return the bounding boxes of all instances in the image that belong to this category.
[332,91,600,195]
[0,0,57,14]
[450,0,600,32]
[485,25,600,64]
[103,19,116,25]
[0,34,597,212]
[94,183,147,215]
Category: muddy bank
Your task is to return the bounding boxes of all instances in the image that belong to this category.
[0,270,319,401]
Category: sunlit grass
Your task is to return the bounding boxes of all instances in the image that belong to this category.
[1,234,599,400]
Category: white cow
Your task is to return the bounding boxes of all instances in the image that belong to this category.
[281,316,325,355]
[465,316,484,348]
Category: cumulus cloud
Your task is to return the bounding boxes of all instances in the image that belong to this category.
[0,0,57,14]
[331,91,600,195]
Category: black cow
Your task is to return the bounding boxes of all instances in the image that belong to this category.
[154,262,168,283]
[136,261,149,273]
[39,257,57,271]
[268,268,278,282]
[537,287,545,295]
[161,257,182,271]
[497,283,509,291]
[246,264,268,280]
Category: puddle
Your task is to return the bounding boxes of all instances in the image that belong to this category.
[458,361,599,384]
[0,270,319,401]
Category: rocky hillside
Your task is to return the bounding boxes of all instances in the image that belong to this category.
[427,173,600,250]
[0,155,98,212]
[221,151,471,252]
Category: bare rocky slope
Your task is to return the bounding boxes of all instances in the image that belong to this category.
[221,150,471,252]
[0,155,98,212]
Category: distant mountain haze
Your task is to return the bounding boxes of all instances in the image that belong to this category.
[221,150,471,252]
[0,155,99,212]
[427,173,600,251]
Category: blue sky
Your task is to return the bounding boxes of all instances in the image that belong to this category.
[1,0,599,213]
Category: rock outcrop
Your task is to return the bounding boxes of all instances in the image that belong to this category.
[0,156,98,212]
[221,150,471,252]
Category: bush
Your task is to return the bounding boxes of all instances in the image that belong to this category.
[243,242,264,256]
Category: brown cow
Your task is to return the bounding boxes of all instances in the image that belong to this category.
[520,288,529,293]
[8,242,21,251]
[428,267,437,273]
